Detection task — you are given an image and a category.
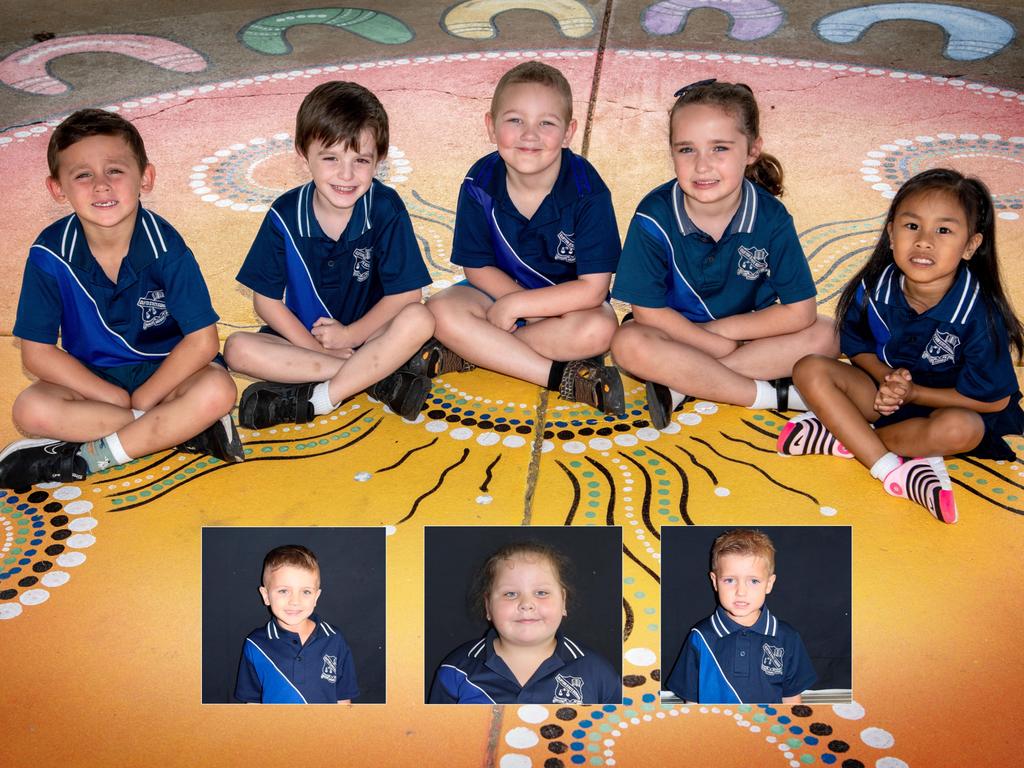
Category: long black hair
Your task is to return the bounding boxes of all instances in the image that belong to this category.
[835,168,1023,361]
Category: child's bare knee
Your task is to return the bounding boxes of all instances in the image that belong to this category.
[791,354,831,388]
[610,325,641,370]
[11,390,51,436]
[395,302,435,339]
[223,333,249,370]
[933,410,984,451]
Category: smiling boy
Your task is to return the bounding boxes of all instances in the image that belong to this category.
[665,529,816,704]
[0,109,241,489]
[224,81,435,426]
[235,545,358,704]
[424,62,625,415]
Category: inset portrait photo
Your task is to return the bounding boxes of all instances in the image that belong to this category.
[661,526,851,705]
[425,525,623,705]
[202,526,386,704]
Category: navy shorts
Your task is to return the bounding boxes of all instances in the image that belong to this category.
[873,392,1024,461]
[88,354,227,395]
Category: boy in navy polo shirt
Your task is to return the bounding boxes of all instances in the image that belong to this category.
[665,529,816,704]
[424,62,625,416]
[0,109,241,490]
[225,81,435,426]
[236,544,359,704]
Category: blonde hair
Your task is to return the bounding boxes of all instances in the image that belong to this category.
[262,544,320,585]
[490,61,573,122]
[710,529,776,574]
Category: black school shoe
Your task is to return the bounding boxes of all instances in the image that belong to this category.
[176,414,245,463]
[558,359,626,417]
[238,381,316,429]
[403,338,475,379]
[367,370,432,421]
[0,438,88,489]
[644,380,694,430]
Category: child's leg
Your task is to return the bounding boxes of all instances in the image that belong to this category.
[11,381,135,442]
[224,331,346,383]
[429,285,552,386]
[718,316,839,380]
[874,409,985,458]
[512,304,618,362]
[612,321,760,406]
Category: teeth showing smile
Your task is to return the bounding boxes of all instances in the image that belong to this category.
[93,201,117,207]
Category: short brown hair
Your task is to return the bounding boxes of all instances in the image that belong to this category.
[47,108,148,178]
[710,529,776,574]
[471,540,574,620]
[490,61,573,122]
[262,544,320,586]
[294,81,389,159]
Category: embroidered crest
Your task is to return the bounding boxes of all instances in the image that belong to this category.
[137,290,169,329]
[552,673,584,704]
[761,643,784,676]
[321,654,337,683]
[921,330,960,366]
[352,247,372,282]
[736,245,769,281]
[555,231,576,263]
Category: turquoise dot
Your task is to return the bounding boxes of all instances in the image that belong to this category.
[667,516,680,522]
[654,469,666,476]
[196,461,208,469]
[963,471,973,478]
[582,471,594,478]
[658,499,670,506]
[658,479,670,486]
[647,623,658,632]
[644,607,656,615]
[260,446,273,453]
[623,577,635,585]
[993,487,1004,494]
[588,491,600,498]
[126,495,137,502]
[585,511,596,519]
[570,461,582,468]
[341,432,350,438]
[587,501,599,508]
[976,478,987,485]
[657,489,669,496]
[587,481,599,488]
[634,591,645,599]
[753,414,764,421]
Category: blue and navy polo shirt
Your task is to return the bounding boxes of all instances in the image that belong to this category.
[612,179,815,321]
[236,180,431,329]
[429,628,621,705]
[235,614,359,704]
[451,148,621,289]
[13,207,219,369]
[841,262,1022,401]
[666,607,817,704]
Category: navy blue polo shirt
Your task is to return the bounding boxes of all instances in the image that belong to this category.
[666,607,816,704]
[429,628,621,704]
[451,149,621,288]
[236,180,431,329]
[235,615,359,704]
[841,262,1021,400]
[14,207,219,369]
[612,179,814,321]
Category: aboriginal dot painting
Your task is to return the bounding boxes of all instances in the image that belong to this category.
[1,2,1022,767]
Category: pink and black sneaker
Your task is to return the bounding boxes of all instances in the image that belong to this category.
[882,456,958,524]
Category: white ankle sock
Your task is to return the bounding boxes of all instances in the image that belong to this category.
[104,432,132,465]
[669,388,687,410]
[310,381,337,416]
[131,409,145,420]
[786,385,808,411]
[870,452,901,480]
[750,379,776,409]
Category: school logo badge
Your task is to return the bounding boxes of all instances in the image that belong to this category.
[552,673,584,704]
[352,247,372,282]
[137,290,169,329]
[321,654,337,683]
[761,643,784,676]
[736,245,769,281]
[921,330,960,366]
[555,231,576,263]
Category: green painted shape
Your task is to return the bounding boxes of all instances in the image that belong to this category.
[240,7,413,55]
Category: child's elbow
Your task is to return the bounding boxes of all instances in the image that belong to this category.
[189,325,222,360]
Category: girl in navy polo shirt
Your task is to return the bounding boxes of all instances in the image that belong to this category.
[611,80,837,429]
[780,169,1024,523]
[428,541,620,704]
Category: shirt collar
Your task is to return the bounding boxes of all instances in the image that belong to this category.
[881,262,979,324]
[483,148,579,226]
[59,205,167,277]
[672,178,758,238]
[264,613,332,642]
[299,180,375,244]
[709,606,776,638]
[478,627,582,681]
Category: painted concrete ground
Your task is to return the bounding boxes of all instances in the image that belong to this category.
[1,3,1023,767]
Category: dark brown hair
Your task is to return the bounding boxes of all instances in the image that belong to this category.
[294,81,389,158]
[669,80,783,196]
[471,540,574,620]
[490,61,573,122]
[47,108,148,177]
[262,544,320,586]
[710,529,776,574]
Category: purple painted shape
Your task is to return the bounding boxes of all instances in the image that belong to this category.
[643,0,784,41]
[0,34,207,95]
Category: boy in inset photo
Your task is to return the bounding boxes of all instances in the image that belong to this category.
[663,527,850,705]
[235,544,359,704]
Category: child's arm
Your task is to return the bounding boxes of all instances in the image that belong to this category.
[700,298,817,342]
[631,305,739,359]
[21,340,130,408]
[890,373,1009,414]
[312,288,424,350]
[130,324,220,411]
[253,293,332,354]
[486,273,611,331]
[782,693,803,704]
